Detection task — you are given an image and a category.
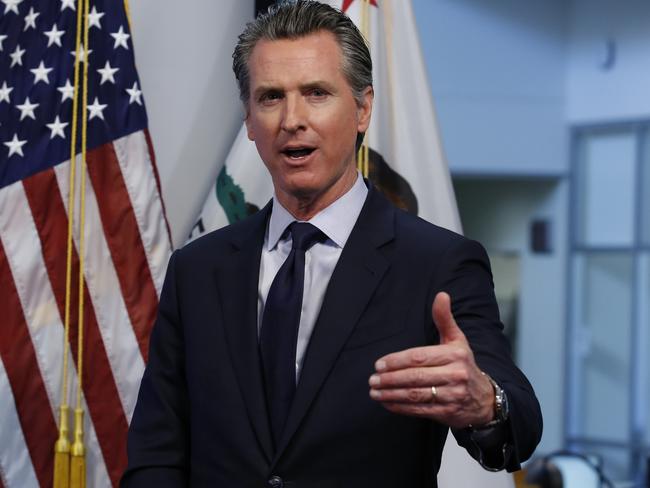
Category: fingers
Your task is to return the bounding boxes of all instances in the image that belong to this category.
[369,363,466,389]
[369,384,466,404]
[432,291,465,344]
[369,362,471,409]
[375,344,470,373]
[370,386,437,403]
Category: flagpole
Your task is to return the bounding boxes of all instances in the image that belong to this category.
[357,0,371,178]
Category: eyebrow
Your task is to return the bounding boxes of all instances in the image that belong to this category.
[301,81,337,93]
[252,80,337,100]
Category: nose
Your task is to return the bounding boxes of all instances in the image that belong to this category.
[280,95,306,133]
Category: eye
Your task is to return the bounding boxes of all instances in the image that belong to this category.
[308,87,329,99]
[259,90,283,105]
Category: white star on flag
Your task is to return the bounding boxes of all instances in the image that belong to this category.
[60,0,74,11]
[0,34,7,51]
[0,81,12,103]
[46,116,68,139]
[57,79,74,101]
[87,97,107,120]
[70,44,92,62]
[30,61,53,85]
[2,0,23,15]
[23,6,39,30]
[10,44,26,67]
[126,81,143,105]
[44,24,65,47]
[16,97,39,120]
[87,6,104,29]
[110,26,130,50]
[97,60,119,84]
[4,134,27,157]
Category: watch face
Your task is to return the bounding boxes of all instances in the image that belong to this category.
[497,387,509,421]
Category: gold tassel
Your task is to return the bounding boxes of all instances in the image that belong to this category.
[69,408,86,488]
[53,405,71,488]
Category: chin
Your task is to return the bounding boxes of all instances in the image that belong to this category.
[281,173,321,194]
[284,183,321,201]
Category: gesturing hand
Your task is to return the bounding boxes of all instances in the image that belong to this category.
[368,292,495,429]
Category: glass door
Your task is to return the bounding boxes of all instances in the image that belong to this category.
[567,124,649,484]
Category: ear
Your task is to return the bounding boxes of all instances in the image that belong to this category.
[244,106,255,141]
[356,85,374,133]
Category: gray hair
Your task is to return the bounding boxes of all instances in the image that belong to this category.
[232,0,373,107]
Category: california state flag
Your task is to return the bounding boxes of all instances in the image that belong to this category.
[192,2,511,485]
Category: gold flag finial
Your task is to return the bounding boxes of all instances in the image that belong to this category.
[54,405,71,488]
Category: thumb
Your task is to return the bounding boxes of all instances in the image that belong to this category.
[432,292,464,344]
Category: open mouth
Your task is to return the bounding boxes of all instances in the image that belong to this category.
[282,147,315,159]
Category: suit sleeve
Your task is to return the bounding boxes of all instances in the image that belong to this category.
[431,237,543,472]
[121,250,190,487]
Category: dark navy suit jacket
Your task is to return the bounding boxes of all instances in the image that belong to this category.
[122,185,542,487]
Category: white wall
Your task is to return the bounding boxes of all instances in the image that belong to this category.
[129,0,252,246]
[412,0,568,176]
[567,0,650,123]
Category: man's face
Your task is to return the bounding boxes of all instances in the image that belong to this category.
[245,30,373,210]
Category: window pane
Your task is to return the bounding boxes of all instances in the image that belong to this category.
[641,254,650,446]
[573,253,632,441]
[578,132,636,247]
[642,132,650,245]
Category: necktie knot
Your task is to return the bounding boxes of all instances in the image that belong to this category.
[289,222,325,251]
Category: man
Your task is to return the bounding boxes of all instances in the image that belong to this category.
[122,1,542,486]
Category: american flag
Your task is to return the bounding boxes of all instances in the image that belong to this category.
[0,1,171,487]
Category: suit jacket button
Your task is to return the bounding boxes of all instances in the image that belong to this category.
[268,475,283,488]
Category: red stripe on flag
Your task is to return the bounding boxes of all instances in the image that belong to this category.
[23,169,128,487]
[86,143,158,362]
[0,238,57,488]
[144,129,173,248]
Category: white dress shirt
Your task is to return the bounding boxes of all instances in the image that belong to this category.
[257,173,368,381]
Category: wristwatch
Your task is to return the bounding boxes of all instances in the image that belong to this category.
[465,373,511,470]
[475,373,509,429]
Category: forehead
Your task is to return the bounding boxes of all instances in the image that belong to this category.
[247,30,345,86]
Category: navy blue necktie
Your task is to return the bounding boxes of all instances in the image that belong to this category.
[260,222,326,449]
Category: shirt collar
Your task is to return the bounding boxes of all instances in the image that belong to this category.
[266,172,368,250]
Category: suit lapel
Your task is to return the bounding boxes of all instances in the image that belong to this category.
[273,188,396,461]
[215,203,274,462]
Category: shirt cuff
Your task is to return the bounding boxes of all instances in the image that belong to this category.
[469,421,512,471]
